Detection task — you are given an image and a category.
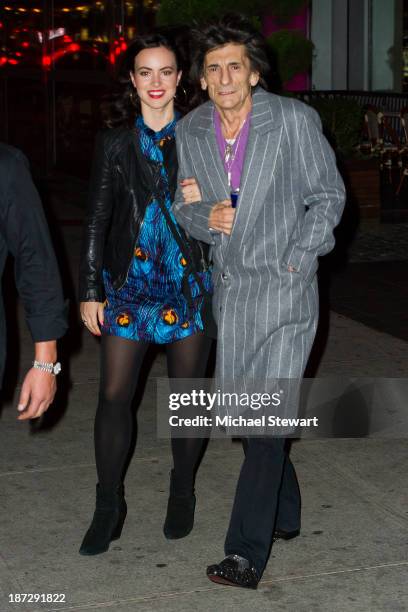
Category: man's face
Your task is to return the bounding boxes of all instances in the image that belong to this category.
[200,43,259,112]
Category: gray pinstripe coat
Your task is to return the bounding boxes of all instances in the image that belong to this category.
[172,88,345,387]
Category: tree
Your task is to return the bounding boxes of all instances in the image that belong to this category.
[267,29,314,85]
[156,0,309,27]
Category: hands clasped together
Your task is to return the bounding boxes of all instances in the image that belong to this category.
[180,177,235,236]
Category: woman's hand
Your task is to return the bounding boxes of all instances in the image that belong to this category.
[80,301,104,336]
[180,177,202,204]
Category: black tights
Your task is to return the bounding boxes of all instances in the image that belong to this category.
[94,333,212,493]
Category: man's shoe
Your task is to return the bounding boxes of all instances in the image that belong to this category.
[272,528,300,542]
[206,555,259,589]
[79,484,127,555]
[163,470,196,539]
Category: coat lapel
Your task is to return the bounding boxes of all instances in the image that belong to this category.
[225,90,283,255]
[186,102,229,201]
[203,129,230,200]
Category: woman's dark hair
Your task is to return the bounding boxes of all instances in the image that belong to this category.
[103,32,186,128]
[190,13,271,104]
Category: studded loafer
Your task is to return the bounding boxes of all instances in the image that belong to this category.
[206,554,259,589]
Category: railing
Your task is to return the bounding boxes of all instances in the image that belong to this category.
[296,90,408,140]
[295,91,408,221]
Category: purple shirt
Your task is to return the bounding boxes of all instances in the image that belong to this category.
[214,109,251,193]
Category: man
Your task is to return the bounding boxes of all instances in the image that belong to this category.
[172,15,345,589]
[0,144,67,419]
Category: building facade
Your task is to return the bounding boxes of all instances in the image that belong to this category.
[1,1,406,176]
[0,1,155,174]
[311,0,404,92]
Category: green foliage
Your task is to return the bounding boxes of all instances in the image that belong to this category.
[309,98,365,159]
[267,29,314,84]
[269,0,310,23]
[156,0,259,26]
[156,0,310,27]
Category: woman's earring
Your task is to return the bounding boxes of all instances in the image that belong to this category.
[129,89,138,107]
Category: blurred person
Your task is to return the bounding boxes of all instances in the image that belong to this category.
[0,144,67,420]
[173,14,346,589]
[78,33,213,556]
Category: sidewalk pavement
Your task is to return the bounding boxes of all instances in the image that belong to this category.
[0,200,407,611]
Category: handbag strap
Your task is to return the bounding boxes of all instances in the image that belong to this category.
[151,167,212,299]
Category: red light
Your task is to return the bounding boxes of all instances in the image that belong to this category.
[63,35,72,43]
[109,52,115,64]
[9,59,18,65]
[121,42,127,51]
[21,42,29,48]
[0,57,8,66]
[45,43,81,65]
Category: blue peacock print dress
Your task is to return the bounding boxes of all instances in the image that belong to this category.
[101,116,212,344]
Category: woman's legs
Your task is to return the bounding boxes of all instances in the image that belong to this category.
[95,334,149,491]
[80,334,149,555]
[82,330,212,548]
[166,332,213,494]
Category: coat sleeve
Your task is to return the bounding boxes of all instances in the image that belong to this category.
[282,107,346,283]
[171,122,218,246]
[78,131,113,301]
[3,149,67,342]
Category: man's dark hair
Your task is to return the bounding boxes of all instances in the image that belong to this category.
[190,13,270,90]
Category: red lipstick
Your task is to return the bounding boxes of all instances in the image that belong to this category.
[148,90,165,99]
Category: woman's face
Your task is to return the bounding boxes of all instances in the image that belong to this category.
[130,46,181,113]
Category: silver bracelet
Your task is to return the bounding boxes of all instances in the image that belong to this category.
[32,360,62,375]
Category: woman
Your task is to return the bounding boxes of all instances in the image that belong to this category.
[78,33,212,556]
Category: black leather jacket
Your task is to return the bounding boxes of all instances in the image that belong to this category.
[79,125,205,302]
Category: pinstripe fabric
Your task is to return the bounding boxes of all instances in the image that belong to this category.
[172,88,346,386]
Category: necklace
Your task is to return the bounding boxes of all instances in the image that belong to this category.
[223,120,247,186]
[224,138,236,164]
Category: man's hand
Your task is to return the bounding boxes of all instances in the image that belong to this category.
[80,301,104,336]
[17,368,57,420]
[208,200,236,235]
[180,178,202,204]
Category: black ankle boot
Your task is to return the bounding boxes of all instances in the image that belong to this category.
[163,470,196,540]
[79,484,127,555]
